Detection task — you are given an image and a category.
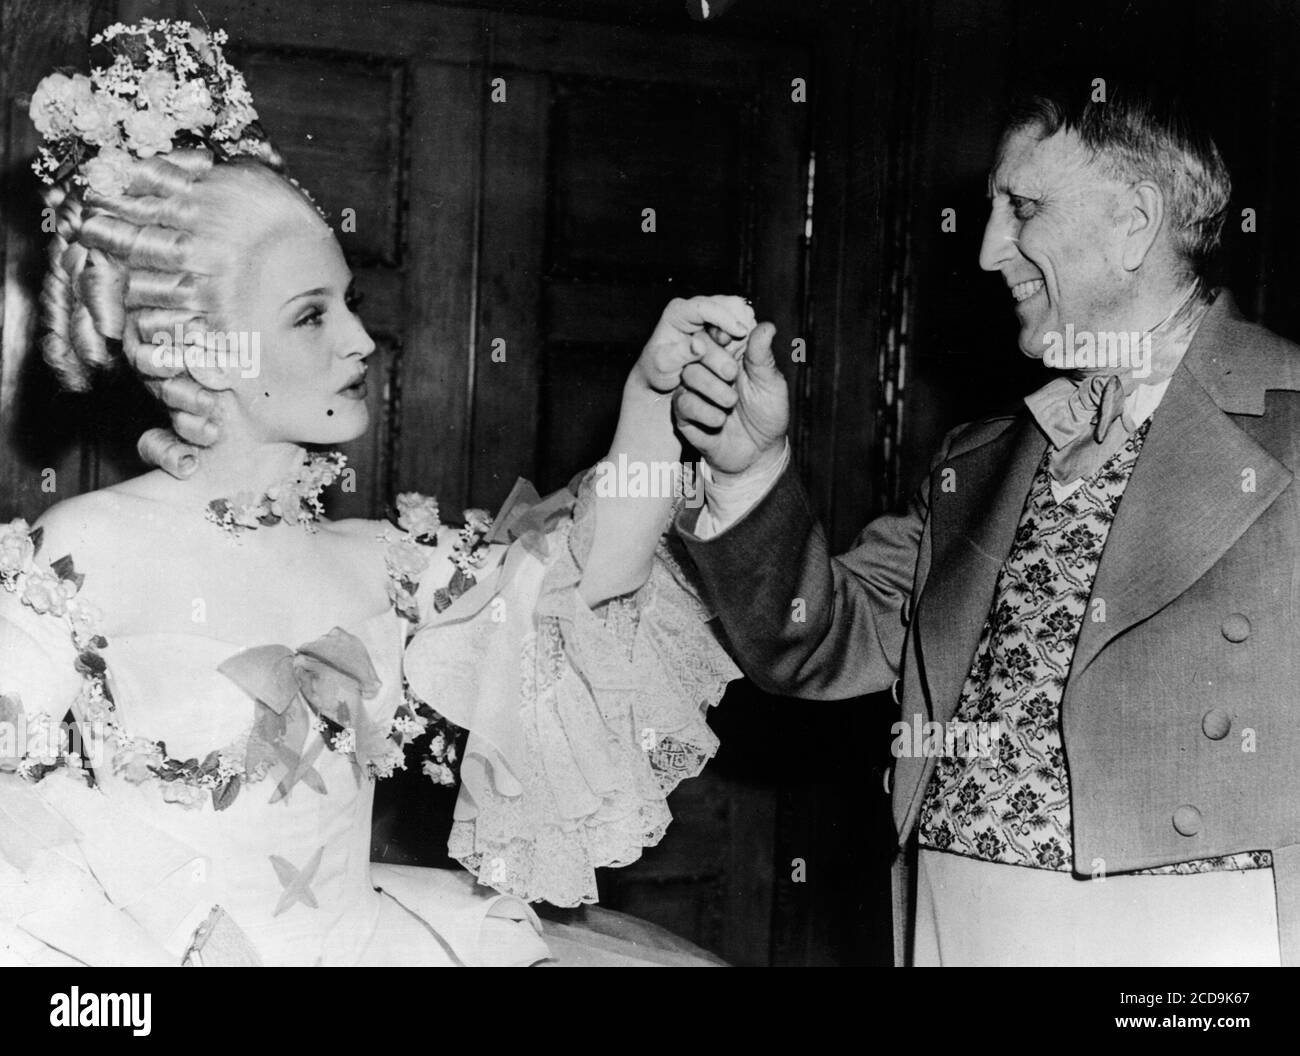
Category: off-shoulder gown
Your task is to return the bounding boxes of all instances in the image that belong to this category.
[0,474,738,966]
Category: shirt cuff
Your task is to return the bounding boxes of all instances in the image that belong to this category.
[693,441,791,540]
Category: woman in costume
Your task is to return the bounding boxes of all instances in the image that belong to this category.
[0,19,749,966]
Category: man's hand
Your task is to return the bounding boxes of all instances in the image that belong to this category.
[673,320,789,479]
[631,295,755,395]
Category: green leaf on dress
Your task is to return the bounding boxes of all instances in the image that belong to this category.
[49,554,85,591]
[212,775,241,812]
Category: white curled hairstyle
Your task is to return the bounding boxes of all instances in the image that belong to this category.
[38,142,322,474]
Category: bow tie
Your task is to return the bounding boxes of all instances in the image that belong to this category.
[1024,373,1137,484]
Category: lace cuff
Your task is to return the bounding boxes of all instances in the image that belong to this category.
[403,470,740,906]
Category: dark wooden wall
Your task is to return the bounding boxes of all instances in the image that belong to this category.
[5,0,1298,966]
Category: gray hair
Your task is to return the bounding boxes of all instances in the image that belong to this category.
[1005,89,1232,281]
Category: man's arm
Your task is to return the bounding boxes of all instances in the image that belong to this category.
[671,320,932,700]
[676,456,929,699]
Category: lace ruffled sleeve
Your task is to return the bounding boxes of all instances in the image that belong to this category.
[403,472,740,906]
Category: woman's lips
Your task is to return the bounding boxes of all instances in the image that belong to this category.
[339,374,368,400]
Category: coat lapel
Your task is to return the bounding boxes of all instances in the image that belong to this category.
[1070,311,1295,680]
[916,416,1045,723]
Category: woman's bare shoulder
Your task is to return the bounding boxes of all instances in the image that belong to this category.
[31,488,135,561]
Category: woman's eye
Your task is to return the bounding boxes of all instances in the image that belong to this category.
[295,307,324,328]
[345,290,364,313]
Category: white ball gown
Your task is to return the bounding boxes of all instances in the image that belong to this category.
[0,470,738,966]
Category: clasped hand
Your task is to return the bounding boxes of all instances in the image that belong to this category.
[636,295,790,482]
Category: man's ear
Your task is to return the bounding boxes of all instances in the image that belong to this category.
[1120,179,1165,272]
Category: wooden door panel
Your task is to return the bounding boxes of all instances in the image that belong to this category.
[470,69,549,501]
[236,52,406,266]
[547,81,750,285]
[396,59,483,511]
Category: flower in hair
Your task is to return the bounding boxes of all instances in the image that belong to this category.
[81,147,133,196]
[29,18,266,195]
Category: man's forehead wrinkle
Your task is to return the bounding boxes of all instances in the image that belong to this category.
[1002,129,1103,203]
[991,130,1046,192]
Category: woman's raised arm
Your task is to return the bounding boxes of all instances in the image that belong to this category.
[578,294,754,605]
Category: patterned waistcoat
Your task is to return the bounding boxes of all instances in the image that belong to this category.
[916,420,1269,875]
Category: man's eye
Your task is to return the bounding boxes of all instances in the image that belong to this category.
[1009,195,1037,221]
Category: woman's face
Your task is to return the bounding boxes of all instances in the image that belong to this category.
[223,216,375,446]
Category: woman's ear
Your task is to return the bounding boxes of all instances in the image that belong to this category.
[179,330,243,392]
[125,310,238,391]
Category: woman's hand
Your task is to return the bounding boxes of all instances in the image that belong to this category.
[579,295,752,606]
[630,295,756,395]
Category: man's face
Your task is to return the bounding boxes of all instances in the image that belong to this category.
[980,126,1131,360]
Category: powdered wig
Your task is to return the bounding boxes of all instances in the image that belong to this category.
[40,145,327,394]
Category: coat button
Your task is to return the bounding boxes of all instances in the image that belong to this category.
[1172,805,1203,837]
[1221,613,1251,642]
[890,678,902,705]
[1201,708,1232,740]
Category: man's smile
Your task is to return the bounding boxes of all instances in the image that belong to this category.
[1010,278,1045,303]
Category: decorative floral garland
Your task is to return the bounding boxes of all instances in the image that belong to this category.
[380,494,493,785]
[0,491,496,808]
[383,494,494,624]
[29,19,265,196]
[205,451,347,535]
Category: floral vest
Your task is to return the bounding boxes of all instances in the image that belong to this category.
[916,421,1270,875]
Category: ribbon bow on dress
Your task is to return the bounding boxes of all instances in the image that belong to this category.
[486,477,579,558]
[218,628,385,799]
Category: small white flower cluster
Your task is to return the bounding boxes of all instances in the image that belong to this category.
[29,19,263,196]
[206,451,347,536]
[396,492,441,540]
[367,741,409,780]
[0,520,104,649]
[451,510,494,574]
[391,712,429,740]
[428,731,458,766]
[0,518,36,587]
[422,758,457,786]
[76,675,111,726]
